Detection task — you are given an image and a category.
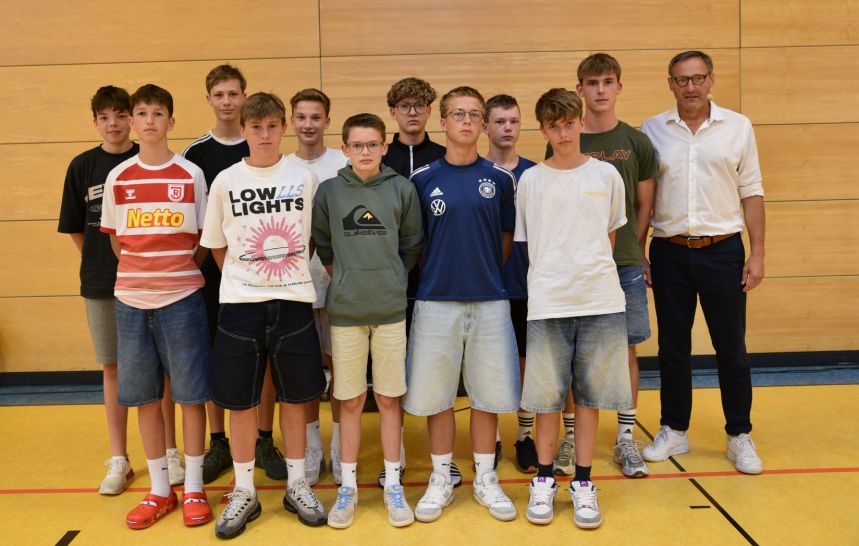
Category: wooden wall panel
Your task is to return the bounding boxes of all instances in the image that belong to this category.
[0,297,95,372]
[322,49,740,134]
[742,46,859,124]
[0,222,80,297]
[0,1,319,66]
[636,276,859,357]
[0,58,321,144]
[742,0,859,47]
[320,0,739,56]
[756,124,859,202]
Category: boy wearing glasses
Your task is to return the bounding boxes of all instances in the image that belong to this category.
[383,77,445,178]
[312,113,423,529]
[404,87,519,523]
[517,88,629,528]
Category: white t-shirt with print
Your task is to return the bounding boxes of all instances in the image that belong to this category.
[287,148,349,308]
[201,156,318,304]
[514,158,627,320]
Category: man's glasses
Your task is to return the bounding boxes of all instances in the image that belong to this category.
[446,109,484,122]
[346,141,384,153]
[395,102,428,115]
[671,73,710,87]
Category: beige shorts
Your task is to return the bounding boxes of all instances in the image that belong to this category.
[313,308,332,356]
[330,320,407,400]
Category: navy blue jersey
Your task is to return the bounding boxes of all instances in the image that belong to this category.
[501,157,537,299]
[411,156,515,301]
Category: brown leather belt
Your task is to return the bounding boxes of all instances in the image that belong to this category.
[663,233,738,249]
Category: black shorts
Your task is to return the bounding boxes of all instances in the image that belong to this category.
[509,298,527,358]
[212,300,325,409]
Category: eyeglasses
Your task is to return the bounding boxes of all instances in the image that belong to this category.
[395,102,428,115]
[346,141,384,154]
[446,109,484,122]
[671,73,710,87]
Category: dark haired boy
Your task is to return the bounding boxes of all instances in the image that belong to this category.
[58,85,139,495]
[202,92,327,538]
[100,84,212,529]
[313,113,422,528]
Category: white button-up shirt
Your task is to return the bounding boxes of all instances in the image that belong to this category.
[640,102,764,238]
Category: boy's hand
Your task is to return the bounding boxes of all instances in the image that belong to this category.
[642,257,653,288]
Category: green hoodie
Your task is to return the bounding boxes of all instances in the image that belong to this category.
[311,165,423,326]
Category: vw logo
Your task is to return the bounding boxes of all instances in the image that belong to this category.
[430,199,446,216]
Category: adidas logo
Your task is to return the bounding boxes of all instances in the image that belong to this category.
[430,187,444,197]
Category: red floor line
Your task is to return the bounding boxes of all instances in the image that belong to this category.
[2,466,858,495]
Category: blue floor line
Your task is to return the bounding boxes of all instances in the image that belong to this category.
[2,366,858,407]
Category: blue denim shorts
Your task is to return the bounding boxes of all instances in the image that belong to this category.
[212,300,325,410]
[618,265,651,345]
[403,300,520,416]
[521,312,631,412]
[115,291,211,407]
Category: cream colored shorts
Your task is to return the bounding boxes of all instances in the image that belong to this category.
[330,320,407,400]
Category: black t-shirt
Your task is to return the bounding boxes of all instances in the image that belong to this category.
[182,132,249,189]
[58,143,140,298]
[382,132,446,178]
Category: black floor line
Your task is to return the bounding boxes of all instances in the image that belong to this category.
[637,421,756,544]
[55,530,79,546]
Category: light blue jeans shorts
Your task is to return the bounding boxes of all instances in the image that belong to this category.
[521,312,632,412]
[618,265,651,345]
[403,300,520,416]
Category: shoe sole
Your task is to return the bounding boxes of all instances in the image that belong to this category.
[515,463,538,473]
[215,501,262,540]
[574,516,603,529]
[388,513,415,527]
[526,512,553,525]
[283,496,327,527]
[415,494,454,523]
[725,451,763,474]
[473,492,517,522]
[622,468,649,478]
[327,515,353,529]
[553,465,574,476]
[127,502,178,530]
[642,445,689,462]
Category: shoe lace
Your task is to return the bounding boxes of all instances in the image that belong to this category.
[558,439,574,461]
[421,483,449,506]
[386,487,407,509]
[335,489,355,510]
[619,440,644,464]
[167,449,181,465]
[571,486,597,510]
[733,435,756,458]
[652,426,671,447]
[531,483,555,505]
[479,477,512,506]
[104,458,126,475]
[222,490,251,519]
[293,481,321,509]
[305,447,320,467]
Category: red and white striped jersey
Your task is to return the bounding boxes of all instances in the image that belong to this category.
[101,154,207,309]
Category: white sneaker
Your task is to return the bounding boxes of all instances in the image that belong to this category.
[331,447,342,485]
[99,456,134,495]
[415,472,454,523]
[472,471,517,521]
[642,425,690,462]
[726,433,763,474]
[304,446,326,486]
[526,476,557,525]
[166,447,185,485]
[569,480,602,529]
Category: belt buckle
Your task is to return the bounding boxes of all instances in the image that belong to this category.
[686,236,702,248]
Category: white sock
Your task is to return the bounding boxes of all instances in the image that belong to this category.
[234,460,255,494]
[147,455,171,497]
[306,420,322,451]
[473,452,495,482]
[617,409,637,443]
[400,426,406,468]
[384,459,401,488]
[563,412,576,439]
[495,428,501,443]
[340,461,357,489]
[517,411,535,441]
[430,453,453,484]
[286,458,306,489]
[331,422,340,456]
[184,454,204,494]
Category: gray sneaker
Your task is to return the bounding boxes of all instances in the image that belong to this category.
[384,484,415,527]
[613,439,649,478]
[415,472,454,522]
[327,486,357,529]
[215,487,262,539]
[553,437,575,476]
[304,447,326,486]
[283,478,327,526]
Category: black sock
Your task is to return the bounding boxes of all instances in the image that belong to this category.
[258,429,273,439]
[537,463,553,478]
[574,464,591,482]
[210,431,226,441]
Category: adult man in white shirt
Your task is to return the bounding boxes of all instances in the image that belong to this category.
[640,50,766,475]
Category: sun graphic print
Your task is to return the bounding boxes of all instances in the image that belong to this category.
[242,217,305,281]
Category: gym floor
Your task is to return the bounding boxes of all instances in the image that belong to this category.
[2,369,858,545]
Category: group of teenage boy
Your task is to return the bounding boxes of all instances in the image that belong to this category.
[58,48,766,538]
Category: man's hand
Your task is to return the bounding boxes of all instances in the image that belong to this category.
[742,254,764,292]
